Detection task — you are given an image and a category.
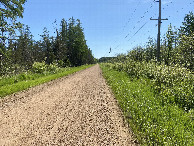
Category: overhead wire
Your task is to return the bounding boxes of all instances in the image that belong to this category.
[110,0,154,56]
[124,1,155,40]
[128,21,148,42]
[104,0,194,57]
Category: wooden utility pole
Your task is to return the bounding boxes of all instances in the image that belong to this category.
[150,0,168,62]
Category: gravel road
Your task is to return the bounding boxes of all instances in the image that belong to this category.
[0,64,136,145]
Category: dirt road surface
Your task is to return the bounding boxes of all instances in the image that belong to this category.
[0,64,136,145]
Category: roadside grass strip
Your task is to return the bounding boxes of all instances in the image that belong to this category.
[0,64,94,98]
[100,64,194,145]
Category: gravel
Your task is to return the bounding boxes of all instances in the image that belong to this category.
[0,64,137,145]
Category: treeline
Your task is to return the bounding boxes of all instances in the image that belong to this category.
[0,17,96,75]
[109,11,194,71]
[99,57,116,63]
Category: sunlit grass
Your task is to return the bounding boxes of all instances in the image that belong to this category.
[100,64,194,145]
[0,64,94,98]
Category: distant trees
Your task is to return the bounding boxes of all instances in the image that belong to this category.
[15,25,34,67]
[0,0,95,76]
[0,17,96,75]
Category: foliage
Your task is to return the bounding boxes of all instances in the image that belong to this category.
[0,0,26,36]
[31,61,60,74]
[100,64,194,145]
[0,0,26,18]
[177,32,194,70]
[98,57,116,63]
[0,18,96,76]
[104,61,194,111]
[180,11,194,36]
[66,18,94,66]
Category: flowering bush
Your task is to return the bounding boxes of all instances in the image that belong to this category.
[31,61,60,74]
[103,61,194,111]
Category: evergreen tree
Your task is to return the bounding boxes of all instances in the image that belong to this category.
[161,24,175,65]
[40,27,54,64]
[180,11,194,36]
[15,25,34,68]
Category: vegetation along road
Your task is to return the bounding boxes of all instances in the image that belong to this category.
[0,64,137,145]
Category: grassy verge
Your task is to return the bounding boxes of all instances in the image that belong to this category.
[0,64,94,98]
[100,64,194,145]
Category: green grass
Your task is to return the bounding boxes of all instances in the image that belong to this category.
[100,64,194,145]
[0,64,94,97]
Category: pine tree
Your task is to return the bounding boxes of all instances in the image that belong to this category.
[40,27,54,64]
[11,25,33,69]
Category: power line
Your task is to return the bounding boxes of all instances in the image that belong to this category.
[110,1,158,55]
[124,2,155,40]
[110,21,148,55]
[128,22,148,41]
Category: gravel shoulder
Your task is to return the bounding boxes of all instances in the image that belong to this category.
[0,64,136,145]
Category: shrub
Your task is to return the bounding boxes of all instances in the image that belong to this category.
[102,60,194,111]
[31,61,60,74]
[31,62,47,74]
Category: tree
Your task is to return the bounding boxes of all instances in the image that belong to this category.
[14,25,34,68]
[32,40,45,63]
[59,19,69,66]
[67,18,90,66]
[178,33,194,70]
[0,0,26,74]
[0,0,26,37]
[0,16,95,75]
[161,24,175,65]
[144,37,157,62]
[180,11,194,36]
[177,12,194,70]
[0,0,26,18]
[128,46,145,61]
[40,27,54,64]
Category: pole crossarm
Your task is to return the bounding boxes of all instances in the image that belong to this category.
[150,18,168,21]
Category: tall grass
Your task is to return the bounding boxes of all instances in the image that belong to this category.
[100,64,194,145]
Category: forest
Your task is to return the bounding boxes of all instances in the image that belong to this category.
[0,0,96,76]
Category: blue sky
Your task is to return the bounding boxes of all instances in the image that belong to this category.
[18,0,194,58]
